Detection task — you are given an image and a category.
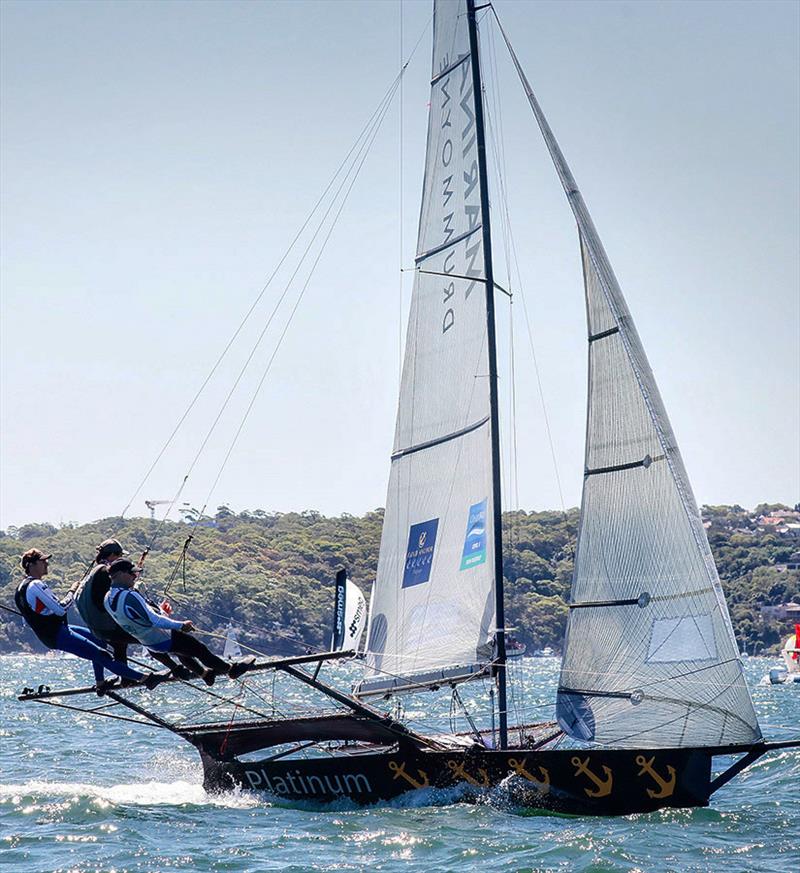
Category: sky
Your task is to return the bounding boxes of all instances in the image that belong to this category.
[1,0,798,529]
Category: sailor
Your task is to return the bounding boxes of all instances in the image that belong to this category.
[75,539,190,678]
[14,548,164,693]
[104,559,255,684]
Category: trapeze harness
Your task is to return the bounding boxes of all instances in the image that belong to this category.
[15,577,145,684]
[75,564,125,639]
[15,578,68,647]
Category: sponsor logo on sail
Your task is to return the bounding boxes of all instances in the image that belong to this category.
[436,47,481,336]
[460,499,487,570]
[402,518,439,588]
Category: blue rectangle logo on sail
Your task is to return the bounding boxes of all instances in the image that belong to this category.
[402,518,439,588]
[460,498,487,571]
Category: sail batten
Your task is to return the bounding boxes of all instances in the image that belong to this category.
[391,415,489,460]
[415,226,483,264]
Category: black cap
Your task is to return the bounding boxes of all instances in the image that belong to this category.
[96,539,128,562]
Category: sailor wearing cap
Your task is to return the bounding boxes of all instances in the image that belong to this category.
[75,540,191,678]
[14,548,164,693]
[105,559,255,685]
[75,540,131,649]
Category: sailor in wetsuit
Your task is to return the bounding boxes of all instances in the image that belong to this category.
[104,559,255,685]
[75,539,189,677]
[14,548,164,693]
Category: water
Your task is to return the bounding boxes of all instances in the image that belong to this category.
[1,655,797,872]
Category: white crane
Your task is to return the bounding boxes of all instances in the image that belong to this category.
[144,499,172,521]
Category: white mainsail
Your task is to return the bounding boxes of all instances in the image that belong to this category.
[494,27,761,749]
[358,0,495,697]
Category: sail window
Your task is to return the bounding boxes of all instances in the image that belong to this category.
[646,615,717,663]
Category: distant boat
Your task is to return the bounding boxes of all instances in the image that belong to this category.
[531,646,554,658]
[222,624,243,660]
[764,625,800,684]
[506,638,526,659]
[781,625,800,675]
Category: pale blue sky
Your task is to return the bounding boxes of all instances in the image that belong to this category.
[1,0,798,529]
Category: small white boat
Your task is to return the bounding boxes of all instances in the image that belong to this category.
[222,624,243,660]
[506,638,526,659]
[760,626,800,684]
[781,625,800,674]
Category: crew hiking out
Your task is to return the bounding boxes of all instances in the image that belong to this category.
[14,548,165,694]
[75,539,190,677]
[104,559,255,685]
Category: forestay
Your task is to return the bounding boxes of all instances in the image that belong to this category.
[357,0,495,697]
[494,29,762,748]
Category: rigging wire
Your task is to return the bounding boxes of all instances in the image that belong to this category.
[114,9,434,561]
[117,70,413,525]
[186,88,401,542]
[145,80,403,558]
[131,15,433,579]
[481,13,567,517]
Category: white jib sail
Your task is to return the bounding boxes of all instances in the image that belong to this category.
[358,0,495,697]
[556,237,762,748]
[497,20,761,749]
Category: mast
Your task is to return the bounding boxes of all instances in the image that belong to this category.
[466,0,507,748]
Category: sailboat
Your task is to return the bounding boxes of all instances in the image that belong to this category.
[765,625,800,684]
[222,624,243,660]
[18,0,797,814]
[782,625,800,675]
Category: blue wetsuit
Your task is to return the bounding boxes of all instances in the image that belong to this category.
[17,577,144,685]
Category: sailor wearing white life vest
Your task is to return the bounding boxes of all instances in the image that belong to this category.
[104,559,255,684]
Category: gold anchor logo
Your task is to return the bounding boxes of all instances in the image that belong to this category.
[446,758,490,788]
[635,755,676,799]
[571,756,613,798]
[418,531,427,548]
[388,760,429,789]
[507,758,550,794]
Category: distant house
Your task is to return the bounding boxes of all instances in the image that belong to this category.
[760,603,800,621]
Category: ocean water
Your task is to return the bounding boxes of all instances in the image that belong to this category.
[1,654,797,873]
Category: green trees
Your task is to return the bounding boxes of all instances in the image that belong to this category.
[0,505,797,656]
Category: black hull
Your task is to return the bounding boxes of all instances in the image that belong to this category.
[199,745,717,815]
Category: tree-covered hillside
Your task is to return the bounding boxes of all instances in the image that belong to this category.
[1,504,798,657]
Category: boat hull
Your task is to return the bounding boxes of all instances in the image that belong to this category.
[200,745,716,815]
